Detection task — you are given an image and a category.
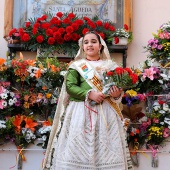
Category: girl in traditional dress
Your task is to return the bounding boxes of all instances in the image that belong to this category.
[43,31,133,170]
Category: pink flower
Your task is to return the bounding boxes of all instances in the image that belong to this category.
[163,128,169,138]
[0,86,5,94]
[153,118,159,123]
[0,100,4,109]
[142,67,156,80]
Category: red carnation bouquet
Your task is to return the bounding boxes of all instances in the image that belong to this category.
[103,67,138,92]
[90,67,138,106]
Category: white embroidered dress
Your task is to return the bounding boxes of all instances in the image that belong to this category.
[44,60,133,170]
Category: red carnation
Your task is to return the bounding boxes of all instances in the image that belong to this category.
[64,34,72,41]
[124,24,129,30]
[96,20,103,26]
[41,14,48,20]
[71,33,79,41]
[63,18,70,24]
[75,19,84,26]
[82,28,90,35]
[50,17,58,24]
[114,37,119,44]
[109,25,115,31]
[47,37,55,45]
[56,20,62,26]
[36,35,44,43]
[83,16,90,21]
[58,28,65,34]
[41,23,50,29]
[106,71,114,76]
[99,33,105,40]
[46,29,53,36]
[88,21,96,29]
[130,73,138,84]
[71,23,79,31]
[25,22,30,28]
[124,68,133,75]
[56,12,63,18]
[66,26,74,33]
[104,22,110,29]
[9,28,17,36]
[56,36,64,44]
[32,28,38,35]
[21,33,30,42]
[115,67,125,75]
[68,13,75,19]
[34,23,40,28]
[51,27,58,32]
[53,32,61,39]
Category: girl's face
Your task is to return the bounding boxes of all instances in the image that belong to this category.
[83,33,102,58]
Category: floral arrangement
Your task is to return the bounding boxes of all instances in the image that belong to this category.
[0,54,67,148]
[122,89,146,107]
[144,21,170,66]
[8,12,116,57]
[104,67,139,91]
[108,24,133,44]
[135,60,170,94]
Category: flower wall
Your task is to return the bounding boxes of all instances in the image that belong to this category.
[0,55,67,149]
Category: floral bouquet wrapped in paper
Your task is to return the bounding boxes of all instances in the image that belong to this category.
[102,67,138,92]
[90,67,138,106]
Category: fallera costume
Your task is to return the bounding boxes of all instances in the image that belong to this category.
[43,36,134,170]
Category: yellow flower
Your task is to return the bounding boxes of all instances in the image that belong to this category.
[126,89,137,97]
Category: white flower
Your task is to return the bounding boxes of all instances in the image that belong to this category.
[60,71,67,76]
[0,120,6,129]
[159,110,166,114]
[2,101,7,107]
[42,135,47,141]
[10,92,14,97]
[13,97,17,103]
[158,80,163,84]
[160,73,169,81]
[139,116,148,123]
[39,126,52,134]
[164,117,170,125]
[153,101,161,111]
[163,103,169,111]
[0,93,8,99]
[8,99,14,106]
[51,96,57,104]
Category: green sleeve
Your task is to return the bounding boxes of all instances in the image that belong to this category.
[66,68,91,101]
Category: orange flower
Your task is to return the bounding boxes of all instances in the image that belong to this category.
[24,118,38,132]
[27,59,36,66]
[24,102,30,109]
[42,86,48,90]
[35,69,41,78]
[0,58,5,66]
[50,65,60,72]
[12,115,26,133]
[24,95,30,102]
[43,119,52,126]
[46,93,52,98]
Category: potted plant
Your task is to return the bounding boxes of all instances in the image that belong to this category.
[108,24,133,45]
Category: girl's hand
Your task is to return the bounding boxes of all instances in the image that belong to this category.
[109,86,123,98]
[88,91,105,103]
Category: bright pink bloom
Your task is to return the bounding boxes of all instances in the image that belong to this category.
[142,67,156,80]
